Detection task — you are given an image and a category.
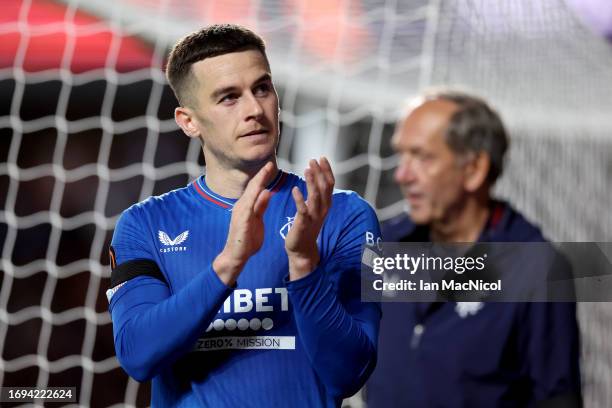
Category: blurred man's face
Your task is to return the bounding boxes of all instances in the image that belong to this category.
[187,49,280,170]
[392,99,467,225]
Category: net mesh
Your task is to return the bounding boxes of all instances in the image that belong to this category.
[1,0,611,406]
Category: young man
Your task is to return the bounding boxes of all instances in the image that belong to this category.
[367,91,581,407]
[107,24,381,407]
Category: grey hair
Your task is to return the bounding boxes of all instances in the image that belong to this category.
[423,89,509,184]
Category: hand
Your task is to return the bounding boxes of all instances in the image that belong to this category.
[285,157,335,280]
[213,162,275,286]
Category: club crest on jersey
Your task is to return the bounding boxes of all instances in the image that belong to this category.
[279,217,295,240]
[158,230,189,253]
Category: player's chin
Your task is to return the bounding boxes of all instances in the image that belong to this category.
[240,145,276,166]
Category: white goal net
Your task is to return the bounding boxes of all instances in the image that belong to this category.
[1,0,611,406]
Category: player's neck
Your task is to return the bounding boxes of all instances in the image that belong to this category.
[430,193,491,243]
[204,159,279,199]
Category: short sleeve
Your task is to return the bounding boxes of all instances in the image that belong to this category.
[107,206,165,302]
[111,206,155,265]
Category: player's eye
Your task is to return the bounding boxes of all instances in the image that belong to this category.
[253,83,271,96]
[219,94,238,104]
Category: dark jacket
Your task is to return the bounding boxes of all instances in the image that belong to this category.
[367,201,581,408]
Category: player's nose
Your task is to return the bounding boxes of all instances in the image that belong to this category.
[244,92,264,120]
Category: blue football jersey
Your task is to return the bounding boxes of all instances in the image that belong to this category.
[108,170,382,407]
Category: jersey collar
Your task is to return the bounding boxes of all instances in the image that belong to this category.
[192,170,287,210]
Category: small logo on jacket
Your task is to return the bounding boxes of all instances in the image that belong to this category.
[455,302,484,318]
[158,230,189,253]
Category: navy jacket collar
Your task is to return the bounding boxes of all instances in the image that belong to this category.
[383,200,545,243]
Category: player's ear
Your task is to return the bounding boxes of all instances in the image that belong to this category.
[175,106,201,139]
[463,151,490,192]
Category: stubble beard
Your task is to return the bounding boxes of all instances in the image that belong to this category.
[201,134,278,173]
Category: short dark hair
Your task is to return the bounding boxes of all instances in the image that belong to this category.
[424,90,509,184]
[166,24,267,106]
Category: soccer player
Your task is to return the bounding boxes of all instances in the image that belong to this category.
[367,91,581,407]
[107,24,381,407]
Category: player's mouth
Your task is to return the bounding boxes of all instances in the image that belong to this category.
[241,129,268,138]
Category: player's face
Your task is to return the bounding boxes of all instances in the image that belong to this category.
[392,100,468,225]
[188,49,279,170]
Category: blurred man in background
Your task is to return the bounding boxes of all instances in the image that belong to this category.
[367,90,581,407]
